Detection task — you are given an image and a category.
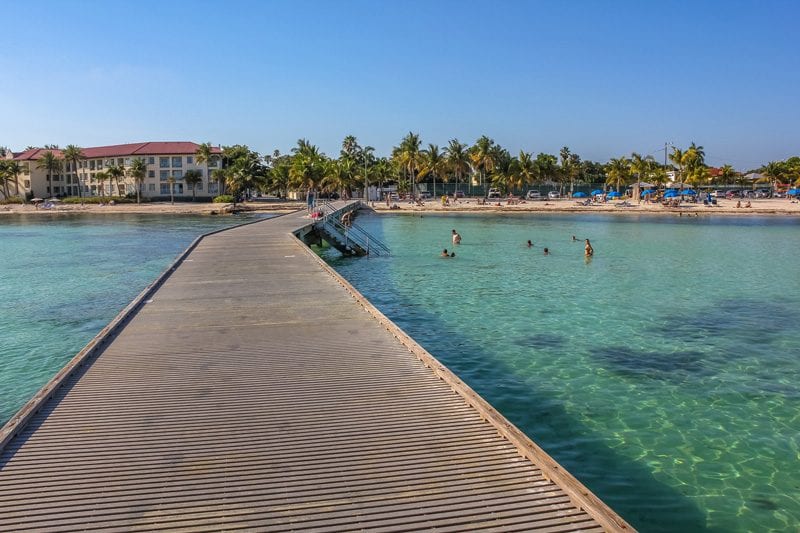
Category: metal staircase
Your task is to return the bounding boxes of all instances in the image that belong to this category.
[315,201,391,257]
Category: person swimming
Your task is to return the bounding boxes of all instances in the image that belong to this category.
[450,251,456,257]
[584,239,594,256]
[543,247,550,255]
[441,249,449,257]
[527,240,532,247]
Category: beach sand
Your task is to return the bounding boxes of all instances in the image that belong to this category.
[2,197,799,217]
[370,197,800,216]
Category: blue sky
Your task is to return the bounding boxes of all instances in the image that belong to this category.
[1,0,797,169]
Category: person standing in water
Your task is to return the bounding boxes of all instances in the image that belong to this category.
[452,229,461,245]
[584,239,594,256]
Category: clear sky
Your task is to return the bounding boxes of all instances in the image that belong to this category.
[1,0,797,169]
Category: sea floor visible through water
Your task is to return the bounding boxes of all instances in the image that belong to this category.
[323,212,800,533]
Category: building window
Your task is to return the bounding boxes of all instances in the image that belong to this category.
[97,160,104,169]
[195,169,204,177]
[187,155,193,164]
[196,182,203,191]
[160,184,170,194]
[159,157,169,168]
[148,157,155,165]
[172,170,183,179]
[119,184,126,194]
[175,183,184,194]
[172,156,182,168]
[24,180,30,188]
[209,182,219,194]
[160,170,169,181]
[208,158,218,168]
[148,183,155,192]
[148,170,155,178]
[89,160,95,170]
[117,158,124,166]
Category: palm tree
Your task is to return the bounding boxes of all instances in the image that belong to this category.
[420,144,447,198]
[322,158,356,198]
[290,139,326,206]
[605,157,631,192]
[669,147,685,185]
[470,136,496,191]
[211,168,226,196]
[36,151,63,197]
[534,153,558,185]
[195,142,218,170]
[95,171,108,198]
[444,139,470,196]
[105,164,125,197]
[761,161,785,193]
[397,132,422,200]
[183,169,203,201]
[128,157,147,203]
[360,145,374,200]
[719,164,737,186]
[62,145,85,198]
[0,161,10,199]
[167,175,176,204]
[517,151,536,189]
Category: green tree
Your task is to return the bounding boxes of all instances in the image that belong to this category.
[106,164,125,196]
[444,139,470,196]
[760,161,785,192]
[0,161,10,198]
[420,144,447,198]
[36,150,63,197]
[396,132,423,200]
[167,175,176,204]
[195,142,219,170]
[128,157,147,203]
[517,151,536,189]
[95,171,108,198]
[470,136,496,190]
[605,156,631,192]
[719,164,737,185]
[62,145,85,198]
[290,139,326,205]
[183,169,203,201]
[322,157,356,198]
[534,153,558,185]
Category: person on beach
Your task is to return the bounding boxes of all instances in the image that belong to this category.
[452,229,461,245]
[584,239,594,257]
[527,240,532,247]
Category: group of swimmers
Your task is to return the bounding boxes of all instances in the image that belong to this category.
[442,229,593,258]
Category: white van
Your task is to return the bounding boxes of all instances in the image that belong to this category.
[526,190,542,200]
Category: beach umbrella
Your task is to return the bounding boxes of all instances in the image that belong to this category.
[664,191,679,198]
[607,191,621,198]
[591,189,603,195]
[31,198,44,202]
[788,189,800,196]
[681,189,696,195]
[573,192,588,198]
[641,189,656,197]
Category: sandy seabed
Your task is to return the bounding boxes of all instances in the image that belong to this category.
[2,198,799,217]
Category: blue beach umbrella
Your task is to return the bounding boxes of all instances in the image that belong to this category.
[681,189,696,195]
[591,189,604,195]
[788,189,800,196]
[607,191,621,198]
[664,191,679,198]
[573,192,588,198]
[641,189,656,197]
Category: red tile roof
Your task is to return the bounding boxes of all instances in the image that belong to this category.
[13,142,221,161]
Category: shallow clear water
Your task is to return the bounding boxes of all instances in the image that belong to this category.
[0,213,263,426]
[325,213,800,533]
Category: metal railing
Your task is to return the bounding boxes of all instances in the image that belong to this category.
[316,200,390,256]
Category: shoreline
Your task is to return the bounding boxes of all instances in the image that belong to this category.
[2,197,799,217]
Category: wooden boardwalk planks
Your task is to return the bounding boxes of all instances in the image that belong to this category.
[0,204,633,531]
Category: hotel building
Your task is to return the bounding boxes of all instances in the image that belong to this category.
[11,142,223,200]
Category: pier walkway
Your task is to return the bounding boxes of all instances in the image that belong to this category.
[0,202,632,531]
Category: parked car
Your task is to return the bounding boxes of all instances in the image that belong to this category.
[726,190,742,199]
[548,191,561,199]
[711,190,725,199]
[418,191,431,199]
[454,190,465,198]
[754,189,771,198]
[526,190,542,200]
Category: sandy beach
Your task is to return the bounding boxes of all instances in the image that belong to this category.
[370,196,800,216]
[2,197,799,217]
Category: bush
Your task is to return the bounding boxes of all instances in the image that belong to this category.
[213,195,234,203]
[0,197,24,204]
[61,196,135,204]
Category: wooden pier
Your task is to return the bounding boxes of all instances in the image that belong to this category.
[0,202,633,532]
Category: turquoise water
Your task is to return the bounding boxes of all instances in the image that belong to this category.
[324,213,800,533]
[0,214,262,426]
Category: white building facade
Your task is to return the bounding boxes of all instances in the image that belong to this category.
[12,142,223,200]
